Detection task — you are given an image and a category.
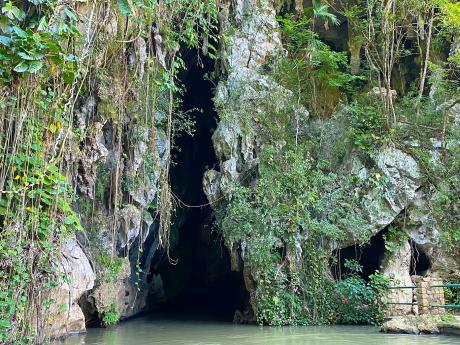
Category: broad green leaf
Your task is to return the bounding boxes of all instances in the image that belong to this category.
[28,60,43,73]
[17,51,35,60]
[2,3,25,21]
[117,0,133,16]
[13,61,28,73]
[63,70,76,84]
[37,16,48,31]
[0,320,11,329]
[64,7,77,21]
[0,35,11,45]
[12,26,27,38]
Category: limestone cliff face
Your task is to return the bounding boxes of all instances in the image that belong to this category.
[48,0,460,337]
[203,0,286,319]
[204,0,460,320]
[45,2,169,338]
[43,239,95,339]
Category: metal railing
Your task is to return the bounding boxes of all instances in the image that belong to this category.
[389,285,416,289]
[431,304,460,309]
[388,285,417,307]
[388,283,460,310]
[429,283,460,309]
[431,283,460,288]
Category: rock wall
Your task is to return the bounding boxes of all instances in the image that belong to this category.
[414,276,446,315]
[42,239,95,339]
[44,0,460,336]
[204,0,460,321]
[381,241,415,315]
[44,2,169,338]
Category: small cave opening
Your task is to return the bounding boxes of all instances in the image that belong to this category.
[146,50,246,321]
[331,228,387,281]
[410,241,431,276]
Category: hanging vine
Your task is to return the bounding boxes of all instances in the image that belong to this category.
[0,0,218,342]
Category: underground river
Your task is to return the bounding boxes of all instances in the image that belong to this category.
[55,316,459,345]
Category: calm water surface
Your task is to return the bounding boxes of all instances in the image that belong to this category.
[55,316,458,345]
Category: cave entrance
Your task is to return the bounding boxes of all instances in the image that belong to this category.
[331,228,387,281]
[410,241,431,276]
[147,50,246,321]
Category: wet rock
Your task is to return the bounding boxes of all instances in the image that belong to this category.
[381,316,421,334]
[44,239,95,339]
[82,256,150,321]
[381,315,442,335]
[439,316,460,336]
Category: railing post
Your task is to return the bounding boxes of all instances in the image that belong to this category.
[413,276,446,315]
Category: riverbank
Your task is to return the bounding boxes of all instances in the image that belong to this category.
[54,316,460,345]
[382,315,460,336]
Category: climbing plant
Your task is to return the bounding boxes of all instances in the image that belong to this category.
[274,10,360,119]
[215,0,460,326]
[0,0,218,342]
[0,0,83,342]
[335,260,390,325]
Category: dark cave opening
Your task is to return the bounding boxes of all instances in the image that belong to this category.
[410,241,431,276]
[331,228,432,281]
[146,50,246,321]
[331,228,387,281]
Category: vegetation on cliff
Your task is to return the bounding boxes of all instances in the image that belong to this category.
[0,0,217,343]
[0,0,459,341]
[215,0,460,326]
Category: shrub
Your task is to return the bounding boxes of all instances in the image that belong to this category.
[334,260,390,325]
[101,304,121,327]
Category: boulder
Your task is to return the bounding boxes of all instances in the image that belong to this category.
[44,238,95,339]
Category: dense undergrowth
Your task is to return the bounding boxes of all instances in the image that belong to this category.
[0,1,84,342]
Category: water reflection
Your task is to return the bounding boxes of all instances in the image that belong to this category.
[56,316,457,345]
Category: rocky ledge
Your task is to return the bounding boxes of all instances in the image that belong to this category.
[382,315,460,336]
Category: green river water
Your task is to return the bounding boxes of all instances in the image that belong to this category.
[55,316,459,345]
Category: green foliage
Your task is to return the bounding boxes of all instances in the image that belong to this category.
[101,303,121,327]
[0,84,83,343]
[274,12,362,119]
[117,0,135,17]
[395,79,460,256]
[217,141,374,325]
[0,0,80,83]
[441,313,456,322]
[312,3,340,26]
[344,100,387,154]
[437,0,460,66]
[383,226,409,253]
[443,277,460,306]
[217,0,459,329]
[334,260,390,325]
[97,254,124,281]
[0,0,220,342]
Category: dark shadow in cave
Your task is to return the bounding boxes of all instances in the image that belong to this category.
[331,228,432,281]
[331,228,387,281]
[146,50,246,321]
[410,241,431,276]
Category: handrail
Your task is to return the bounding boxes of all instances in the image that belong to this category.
[388,281,460,312]
[430,304,460,309]
[389,285,416,289]
[388,302,417,305]
[431,283,460,288]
